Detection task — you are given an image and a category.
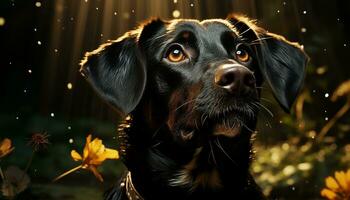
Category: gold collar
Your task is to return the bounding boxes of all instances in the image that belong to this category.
[122,172,144,200]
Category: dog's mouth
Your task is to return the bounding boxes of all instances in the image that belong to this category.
[178,103,256,142]
[209,111,245,138]
[204,106,252,137]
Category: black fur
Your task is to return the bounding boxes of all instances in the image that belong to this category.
[80,15,308,200]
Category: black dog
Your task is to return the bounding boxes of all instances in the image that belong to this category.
[80,14,308,200]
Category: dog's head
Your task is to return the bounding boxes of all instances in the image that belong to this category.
[80,15,307,144]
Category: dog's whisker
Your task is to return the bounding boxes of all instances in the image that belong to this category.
[260,97,274,104]
[209,141,218,167]
[199,110,209,126]
[208,96,224,118]
[238,26,253,37]
[247,37,275,46]
[254,101,274,117]
[254,86,265,89]
[246,104,255,119]
[237,117,255,133]
[265,120,272,128]
[182,106,197,121]
[194,119,199,130]
[174,99,197,111]
[251,102,273,118]
[251,106,273,129]
[151,141,163,148]
[250,36,274,43]
[247,42,263,46]
[153,32,168,40]
[152,123,166,139]
[214,138,238,166]
[203,114,209,126]
[200,113,207,126]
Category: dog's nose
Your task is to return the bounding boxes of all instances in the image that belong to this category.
[214,64,256,94]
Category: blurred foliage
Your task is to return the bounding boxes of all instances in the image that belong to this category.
[252,62,350,199]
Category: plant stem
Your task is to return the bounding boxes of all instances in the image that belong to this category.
[296,90,307,121]
[295,91,307,132]
[317,102,350,142]
[53,165,83,182]
[0,165,4,181]
[19,150,35,183]
[24,151,35,174]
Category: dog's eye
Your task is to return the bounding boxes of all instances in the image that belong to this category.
[166,45,187,63]
[235,45,250,63]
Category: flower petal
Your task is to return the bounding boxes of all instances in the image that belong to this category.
[335,171,348,192]
[104,148,119,160]
[346,169,350,191]
[0,138,11,152]
[71,150,82,161]
[89,138,103,155]
[89,148,119,165]
[326,176,340,191]
[321,188,338,200]
[0,138,14,158]
[89,166,103,182]
[83,135,92,159]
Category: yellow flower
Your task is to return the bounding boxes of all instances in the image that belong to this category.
[54,135,119,182]
[0,138,14,158]
[321,169,350,200]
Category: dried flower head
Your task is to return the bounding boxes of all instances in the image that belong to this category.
[321,169,350,200]
[0,138,14,158]
[27,132,50,151]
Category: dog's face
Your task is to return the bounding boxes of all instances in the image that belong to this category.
[80,15,307,147]
[149,19,262,141]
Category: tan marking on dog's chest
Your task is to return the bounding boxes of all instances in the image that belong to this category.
[169,147,223,190]
[193,168,222,189]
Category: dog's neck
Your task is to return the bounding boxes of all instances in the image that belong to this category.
[117,114,264,200]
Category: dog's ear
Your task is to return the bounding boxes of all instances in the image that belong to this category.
[257,32,309,112]
[227,14,309,112]
[80,19,164,115]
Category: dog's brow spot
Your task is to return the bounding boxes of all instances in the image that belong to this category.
[182,32,190,39]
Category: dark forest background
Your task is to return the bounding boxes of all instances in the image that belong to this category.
[0,0,350,199]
